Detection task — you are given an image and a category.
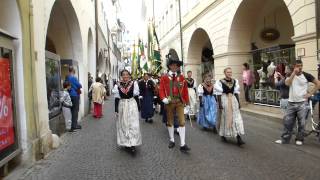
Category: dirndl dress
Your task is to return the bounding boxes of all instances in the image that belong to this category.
[215,79,245,137]
[112,80,142,147]
[197,84,217,128]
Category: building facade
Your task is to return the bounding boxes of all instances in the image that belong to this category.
[0,0,124,176]
[156,0,319,106]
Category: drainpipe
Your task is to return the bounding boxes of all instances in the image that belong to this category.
[178,0,184,70]
[95,0,99,77]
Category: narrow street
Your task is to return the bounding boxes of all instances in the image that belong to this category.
[11,99,320,180]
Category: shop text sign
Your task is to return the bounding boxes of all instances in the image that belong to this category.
[0,58,15,151]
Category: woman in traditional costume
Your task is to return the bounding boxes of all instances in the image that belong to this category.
[215,67,245,146]
[112,69,142,152]
[197,74,217,132]
[186,71,197,117]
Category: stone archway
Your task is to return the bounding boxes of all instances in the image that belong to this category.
[186,28,213,84]
[46,0,83,64]
[45,0,84,132]
[228,0,294,53]
[227,0,295,104]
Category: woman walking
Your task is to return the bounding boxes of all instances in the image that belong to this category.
[197,74,217,132]
[89,77,106,118]
[112,69,142,153]
[215,67,245,146]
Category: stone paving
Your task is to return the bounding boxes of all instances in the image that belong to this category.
[11,99,320,180]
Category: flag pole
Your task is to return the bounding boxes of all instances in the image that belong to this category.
[178,0,184,71]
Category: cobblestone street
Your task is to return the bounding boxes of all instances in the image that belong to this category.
[12,99,320,180]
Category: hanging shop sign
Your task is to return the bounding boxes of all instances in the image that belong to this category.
[260,28,280,42]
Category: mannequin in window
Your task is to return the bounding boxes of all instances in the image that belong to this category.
[267,62,276,77]
[257,67,267,89]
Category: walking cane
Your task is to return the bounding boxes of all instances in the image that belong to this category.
[187,106,193,128]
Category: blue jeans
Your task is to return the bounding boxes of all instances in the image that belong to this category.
[281,101,308,142]
[70,96,80,129]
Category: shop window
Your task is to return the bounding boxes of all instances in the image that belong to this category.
[0,45,19,164]
[251,45,295,106]
[45,52,62,119]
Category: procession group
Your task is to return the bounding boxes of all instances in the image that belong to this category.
[110,51,245,153]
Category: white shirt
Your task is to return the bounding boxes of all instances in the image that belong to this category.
[287,72,314,102]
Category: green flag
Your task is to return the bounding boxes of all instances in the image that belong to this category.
[131,43,137,79]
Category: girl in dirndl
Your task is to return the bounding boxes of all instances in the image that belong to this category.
[197,74,217,132]
[215,67,245,146]
[112,69,142,153]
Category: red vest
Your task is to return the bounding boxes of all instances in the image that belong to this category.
[159,74,189,104]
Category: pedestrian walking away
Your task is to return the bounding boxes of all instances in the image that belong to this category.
[215,67,245,146]
[159,50,190,152]
[186,70,198,117]
[138,73,155,123]
[112,69,142,153]
[197,73,217,132]
[65,67,82,132]
[88,72,94,113]
[275,60,320,145]
[89,77,106,118]
[60,81,73,131]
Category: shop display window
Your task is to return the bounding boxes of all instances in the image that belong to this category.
[251,45,295,106]
[45,53,62,119]
[0,46,19,163]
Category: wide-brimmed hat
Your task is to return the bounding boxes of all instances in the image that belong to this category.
[166,49,183,68]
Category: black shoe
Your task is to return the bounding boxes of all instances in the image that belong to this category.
[168,141,175,149]
[75,125,82,129]
[180,145,191,152]
[221,136,227,142]
[237,135,245,146]
[213,127,218,134]
[68,129,76,132]
[131,146,136,153]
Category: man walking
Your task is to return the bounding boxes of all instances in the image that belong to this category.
[275,60,320,145]
[66,67,82,132]
[159,51,190,152]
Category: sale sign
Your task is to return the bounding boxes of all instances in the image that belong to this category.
[0,58,15,151]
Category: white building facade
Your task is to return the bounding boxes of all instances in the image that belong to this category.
[156,0,319,106]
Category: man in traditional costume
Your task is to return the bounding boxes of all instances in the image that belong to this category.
[159,52,190,152]
[215,67,245,146]
[112,69,142,153]
[139,73,155,123]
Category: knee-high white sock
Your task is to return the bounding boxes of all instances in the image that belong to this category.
[168,126,174,142]
[179,127,186,146]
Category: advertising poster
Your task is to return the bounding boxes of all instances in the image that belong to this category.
[0,58,15,151]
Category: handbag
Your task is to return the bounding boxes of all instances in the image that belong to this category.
[77,88,82,95]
